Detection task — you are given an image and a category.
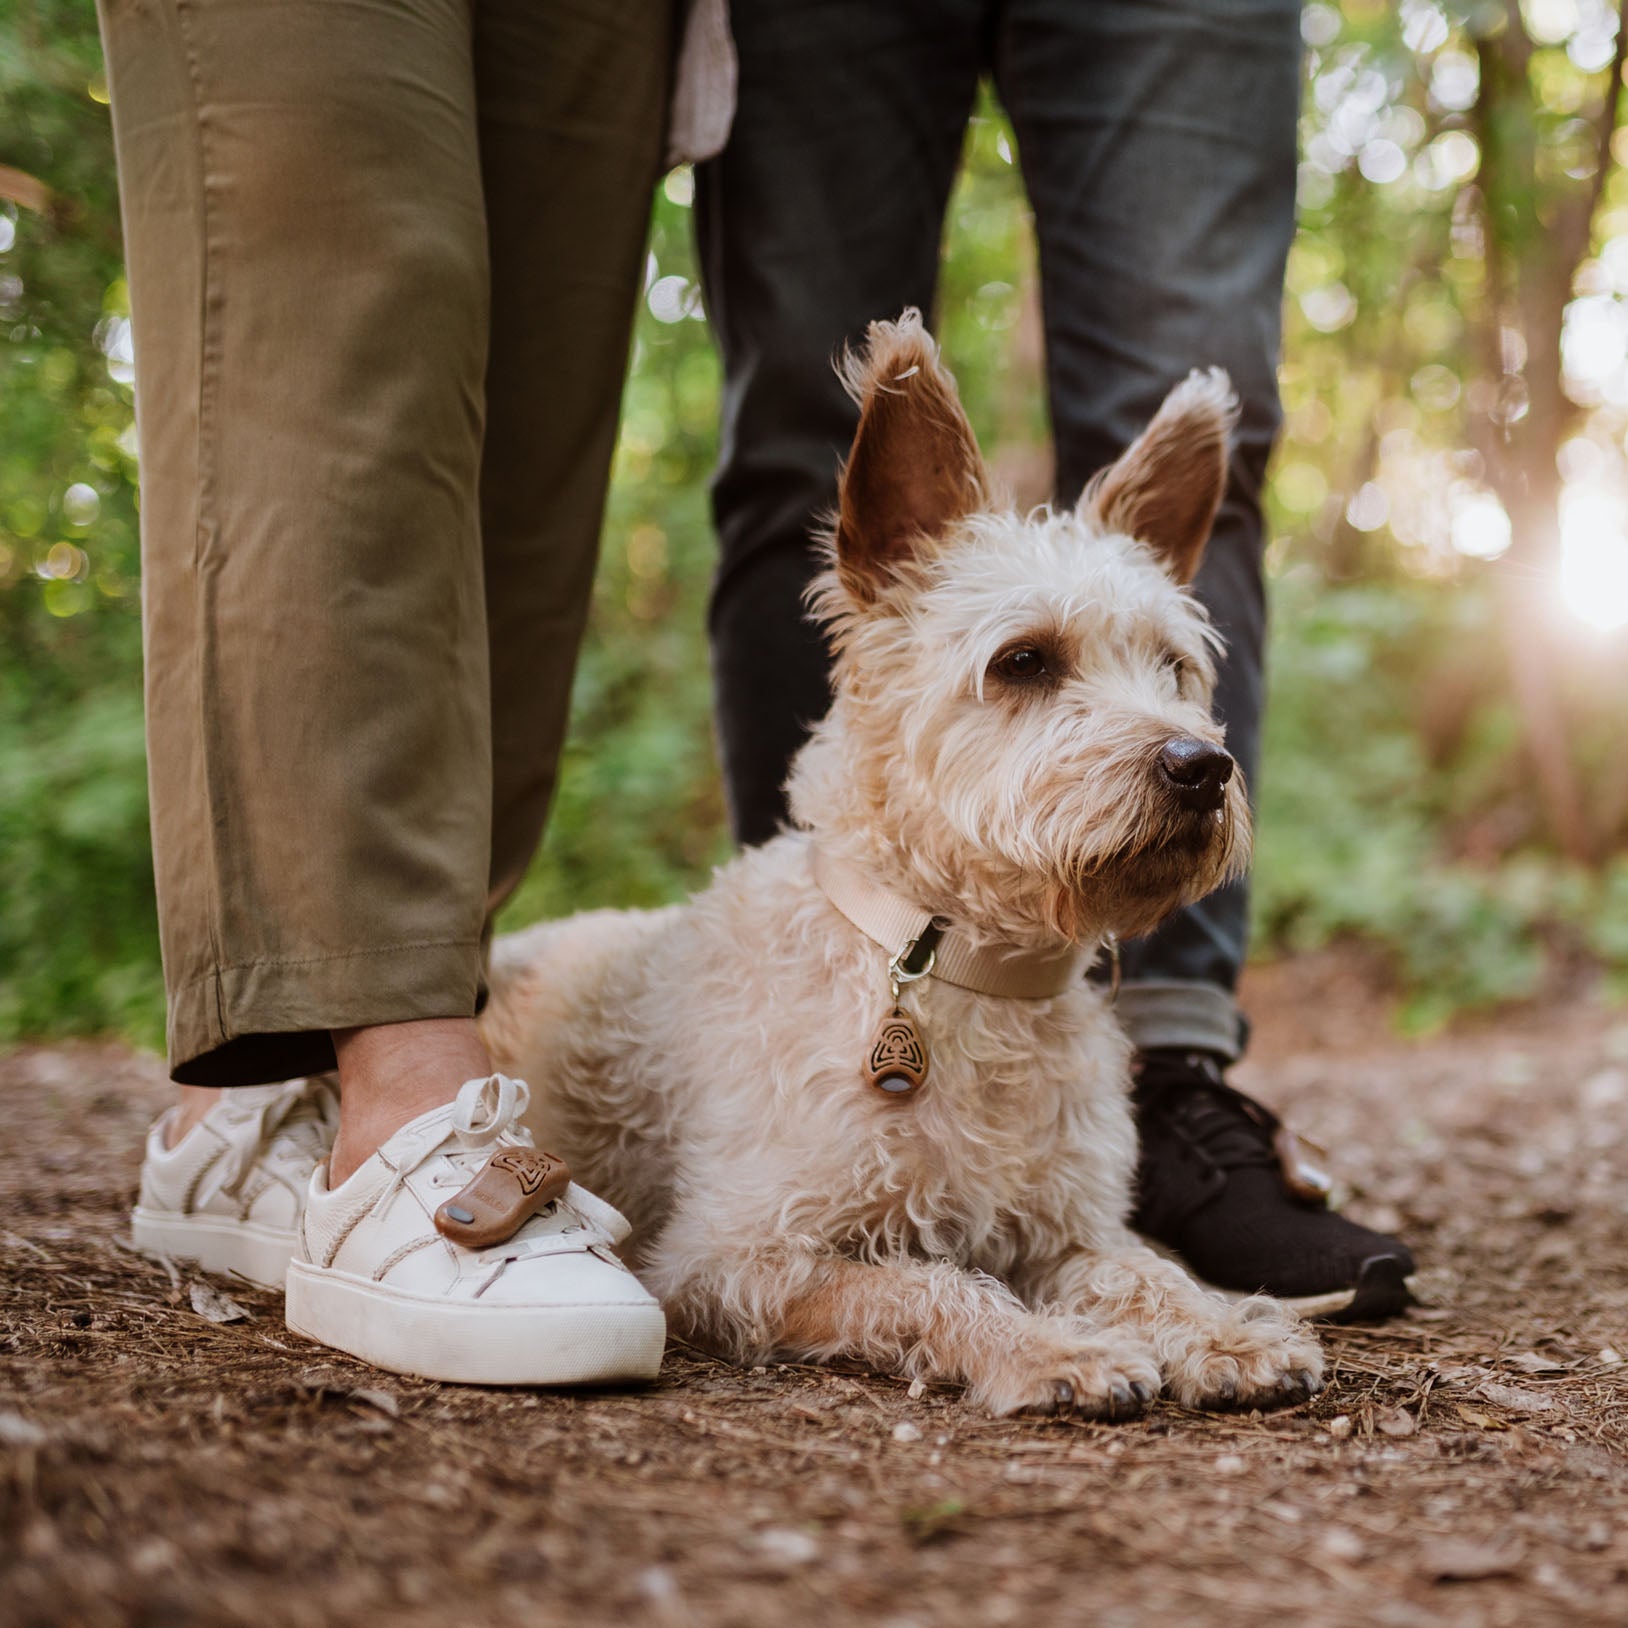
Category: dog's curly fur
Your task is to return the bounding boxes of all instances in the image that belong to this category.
[482,312,1323,1418]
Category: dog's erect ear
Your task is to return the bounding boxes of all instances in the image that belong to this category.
[834,310,989,602]
[1080,369,1238,584]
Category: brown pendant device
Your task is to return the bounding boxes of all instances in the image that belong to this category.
[432,1145,572,1248]
[864,917,947,1097]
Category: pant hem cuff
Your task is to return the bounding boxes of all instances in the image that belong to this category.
[167,939,483,1088]
[1113,979,1241,1062]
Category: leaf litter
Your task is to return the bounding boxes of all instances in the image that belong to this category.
[2,949,1626,1627]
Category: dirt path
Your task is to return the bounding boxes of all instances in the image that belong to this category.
[3,954,1626,1627]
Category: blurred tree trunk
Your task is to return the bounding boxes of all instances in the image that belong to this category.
[1465,0,1628,862]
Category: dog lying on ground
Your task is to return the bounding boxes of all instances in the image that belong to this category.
[482,311,1324,1417]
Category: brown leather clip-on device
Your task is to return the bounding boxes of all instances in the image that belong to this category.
[433,1146,572,1249]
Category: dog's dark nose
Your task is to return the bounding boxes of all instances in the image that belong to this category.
[1158,737,1234,811]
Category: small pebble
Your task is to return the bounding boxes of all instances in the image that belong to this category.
[0,1412,47,1449]
[1320,1526,1365,1562]
[892,1421,923,1443]
[752,1527,819,1567]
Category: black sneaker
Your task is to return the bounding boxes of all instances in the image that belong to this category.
[1130,1049,1416,1322]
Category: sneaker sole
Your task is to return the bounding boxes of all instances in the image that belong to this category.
[1281,1256,1417,1324]
[284,1261,667,1386]
[130,1208,295,1289]
[1145,1241,1417,1323]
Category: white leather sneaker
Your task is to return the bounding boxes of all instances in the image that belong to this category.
[131,1077,338,1287]
[284,1074,665,1386]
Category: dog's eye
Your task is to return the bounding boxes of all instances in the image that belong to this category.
[992,646,1050,682]
[1163,652,1188,684]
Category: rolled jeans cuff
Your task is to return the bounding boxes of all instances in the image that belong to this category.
[1113,979,1244,1063]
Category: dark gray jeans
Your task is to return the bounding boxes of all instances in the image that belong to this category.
[696,0,1301,1061]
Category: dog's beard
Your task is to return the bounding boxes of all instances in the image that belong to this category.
[1040,796,1250,943]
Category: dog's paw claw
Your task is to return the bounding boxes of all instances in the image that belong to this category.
[1167,1308,1325,1414]
[983,1335,1160,1420]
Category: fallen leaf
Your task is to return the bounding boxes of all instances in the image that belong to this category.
[1430,1363,1492,1385]
[900,1499,967,1545]
[1503,1351,1568,1375]
[1418,1538,1524,1582]
[188,1282,250,1324]
[1454,1404,1509,1432]
[1473,1382,1555,1414]
[1374,1405,1417,1437]
[348,1388,399,1418]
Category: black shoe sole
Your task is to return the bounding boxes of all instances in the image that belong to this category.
[1145,1242,1418,1324]
[1307,1254,1416,1324]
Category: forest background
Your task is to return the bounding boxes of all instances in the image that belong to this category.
[4,0,1628,1056]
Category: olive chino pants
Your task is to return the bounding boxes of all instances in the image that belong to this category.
[98,0,671,1086]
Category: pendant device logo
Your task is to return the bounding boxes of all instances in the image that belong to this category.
[870,1018,925,1075]
[488,1146,559,1196]
[865,1007,930,1095]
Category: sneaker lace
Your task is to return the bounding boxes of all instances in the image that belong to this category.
[363,1075,628,1262]
[370,1073,536,1217]
[1137,1056,1280,1173]
[219,1076,338,1195]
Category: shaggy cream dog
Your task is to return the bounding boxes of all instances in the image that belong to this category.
[482,313,1324,1417]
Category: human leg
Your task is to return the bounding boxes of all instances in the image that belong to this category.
[335,0,671,1185]
[995,0,1297,1055]
[995,0,1412,1315]
[695,0,983,844]
[108,0,672,1357]
[478,0,673,915]
[101,0,494,1096]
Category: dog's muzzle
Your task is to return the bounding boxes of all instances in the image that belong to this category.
[1157,737,1234,813]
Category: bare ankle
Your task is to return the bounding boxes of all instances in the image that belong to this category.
[167,1085,224,1148]
[329,1017,491,1185]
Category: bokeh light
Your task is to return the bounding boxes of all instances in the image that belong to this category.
[1451,492,1514,560]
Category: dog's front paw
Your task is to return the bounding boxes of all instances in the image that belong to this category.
[971,1328,1162,1420]
[1164,1297,1325,1413]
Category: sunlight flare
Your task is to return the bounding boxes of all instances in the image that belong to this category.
[1558,488,1628,631]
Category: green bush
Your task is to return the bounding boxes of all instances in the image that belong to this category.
[1250,574,1627,1028]
[0,680,165,1048]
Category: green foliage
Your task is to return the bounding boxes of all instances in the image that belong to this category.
[1,0,141,676]
[0,681,165,1047]
[1253,574,1628,1027]
[3,5,1626,1051]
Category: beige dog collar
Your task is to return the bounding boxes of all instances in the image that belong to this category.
[810,846,1089,1000]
